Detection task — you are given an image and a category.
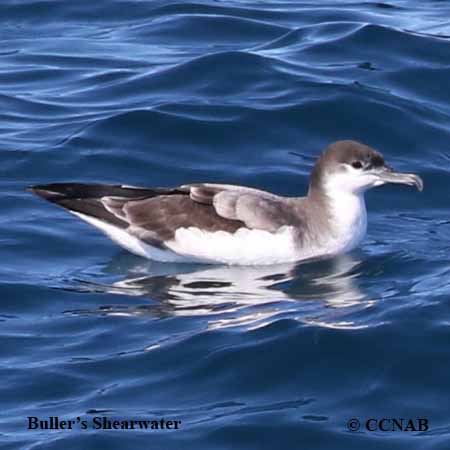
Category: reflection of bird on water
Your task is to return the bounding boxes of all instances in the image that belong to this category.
[69,255,371,329]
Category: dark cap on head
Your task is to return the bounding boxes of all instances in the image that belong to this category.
[308,140,385,194]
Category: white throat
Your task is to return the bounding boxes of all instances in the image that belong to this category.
[322,183,367,255]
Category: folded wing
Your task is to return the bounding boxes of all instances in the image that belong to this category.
[31,182,300,248]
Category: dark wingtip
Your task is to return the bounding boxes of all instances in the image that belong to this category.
[27,184,67,202]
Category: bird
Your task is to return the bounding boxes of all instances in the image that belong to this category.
[29,140,423,265]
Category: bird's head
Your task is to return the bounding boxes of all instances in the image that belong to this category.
[308,140,423,197]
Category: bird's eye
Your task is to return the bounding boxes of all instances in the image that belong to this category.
[351,161,363,169]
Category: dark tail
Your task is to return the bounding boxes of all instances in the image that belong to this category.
[28,183,163,203]
[28,183,161,228]
[28,183,187,229]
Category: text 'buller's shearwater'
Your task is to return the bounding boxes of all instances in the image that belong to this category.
[30,140,423,265]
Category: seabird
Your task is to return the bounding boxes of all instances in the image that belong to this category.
[30,140,423,265]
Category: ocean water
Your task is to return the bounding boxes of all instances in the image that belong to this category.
[2,0,450,448]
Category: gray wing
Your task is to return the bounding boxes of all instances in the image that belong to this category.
[183,183,297,232]
[104,183,300,244]
[31,183,300,247]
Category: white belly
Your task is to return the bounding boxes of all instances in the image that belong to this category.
[71,209,366,265]
[166,226,301,265]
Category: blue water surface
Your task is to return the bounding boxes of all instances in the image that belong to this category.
[2,1,450,449]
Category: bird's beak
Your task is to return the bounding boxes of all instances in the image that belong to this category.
[375,166,423,191]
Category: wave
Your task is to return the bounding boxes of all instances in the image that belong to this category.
[130,14,289,45]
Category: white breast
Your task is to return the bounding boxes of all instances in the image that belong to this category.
[321,188,367,255]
